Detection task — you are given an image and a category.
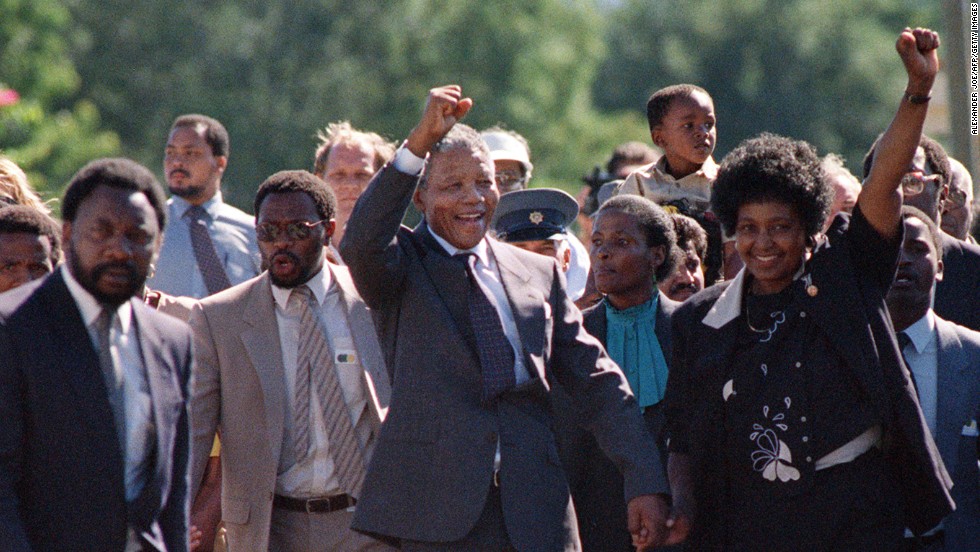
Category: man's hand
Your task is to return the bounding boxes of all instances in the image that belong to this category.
[627,494,691,550]
[896,27,940,96]
[627,494,667,549]
[405,85,473,158]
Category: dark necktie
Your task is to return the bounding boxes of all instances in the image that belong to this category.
[293,285,369,496]
[455,253,516,403]
[185,205,232,295]
[95,307,126,454]
[897,331,919,392]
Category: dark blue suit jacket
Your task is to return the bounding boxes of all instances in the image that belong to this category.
[933,316,980,551]
[935,233,980,331]
[0,271,193,551]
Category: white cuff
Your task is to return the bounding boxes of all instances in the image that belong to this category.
[393,143,425,176]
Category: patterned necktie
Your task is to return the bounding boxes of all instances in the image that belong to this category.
[292,285,368,496]
[454,253,516,403]
[95,307,126,454]
[897,331,919,392]
[185,205,232,295]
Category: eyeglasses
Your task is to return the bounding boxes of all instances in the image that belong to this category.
[901,171,943,197]
[256,220,328,242]
[947,186,968,208]
[495,169,528,192]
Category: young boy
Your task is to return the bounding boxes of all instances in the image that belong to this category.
[617,84,730,283]
[618,84,717,210]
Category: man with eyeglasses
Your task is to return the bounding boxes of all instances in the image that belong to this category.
[188,170,394,552]
[480,127,592,301]
[863,133,980,331]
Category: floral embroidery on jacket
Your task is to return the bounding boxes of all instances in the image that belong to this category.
[749,400,800,482]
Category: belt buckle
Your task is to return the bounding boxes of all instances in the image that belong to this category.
[305,497,327,514]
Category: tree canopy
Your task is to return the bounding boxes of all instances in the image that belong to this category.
[1,0,938,208]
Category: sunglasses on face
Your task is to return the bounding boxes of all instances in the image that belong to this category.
[901,171,943,197]
[256,219,328,242]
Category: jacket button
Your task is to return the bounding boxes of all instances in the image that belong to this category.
[487,431,497,444]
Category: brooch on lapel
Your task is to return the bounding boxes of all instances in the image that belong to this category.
[802,273,818,297]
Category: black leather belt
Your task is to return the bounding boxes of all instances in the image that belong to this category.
[273,493,356,514]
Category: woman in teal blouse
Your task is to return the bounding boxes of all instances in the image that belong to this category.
[556,194,681,552]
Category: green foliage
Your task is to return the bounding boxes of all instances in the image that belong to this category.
[2,0,944,207]
[66,0,644,209]
[0,0,119,198]
[595,0,936,173]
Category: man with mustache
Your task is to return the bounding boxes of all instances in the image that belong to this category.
[149,114,260,300]
[886,206,980,551]
[0,158,194,551]
[188,170,394,552]
[658,213,707,303]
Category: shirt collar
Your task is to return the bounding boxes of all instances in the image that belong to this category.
[650,155,719,182]
[270,264,332,310]
[702,267,747,329]
[428,225,490,268]
[172,191,224,220]
[605,294,659,325]
[702,256,809,329]
[902,309,936,354]
[61,264,133,333]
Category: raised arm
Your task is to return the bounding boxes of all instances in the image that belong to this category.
[339,86,472,307]
[859,28,940,239]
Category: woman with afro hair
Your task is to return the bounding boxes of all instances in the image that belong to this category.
[662,28,953,550]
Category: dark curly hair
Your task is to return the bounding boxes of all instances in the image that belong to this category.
[861,133,950,188]
[62,158,168,229]
[671,213,708,261]
[171,114,230,158]
[711,133,833,238]
[254,170,337,223]
[0,205,62,264]
[646,84,712,133]
[595,194,677,281]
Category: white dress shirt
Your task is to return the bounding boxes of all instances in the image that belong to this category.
[62,265,154,503]
[271,266,369,498]
[900,310,939,435]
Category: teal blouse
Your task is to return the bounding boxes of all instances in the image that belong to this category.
[605,295,669,410]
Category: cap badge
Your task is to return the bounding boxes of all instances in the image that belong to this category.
[529,211,544,225]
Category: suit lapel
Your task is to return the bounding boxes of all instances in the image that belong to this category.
[331,264,391,422]
[935,319,967,470]
[240,275,287,452]
[489,240,548,381]
[582,300,608,345]
[415,225,479,354]
[37,273,125,471]
[129,300,175,529]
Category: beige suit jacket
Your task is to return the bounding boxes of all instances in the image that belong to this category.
[188,265,390,551]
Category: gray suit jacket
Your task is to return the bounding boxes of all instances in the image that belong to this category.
[933,316,980,551]
[188,264,389,552]
[0,271,193,552]
[340,163,667,551]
